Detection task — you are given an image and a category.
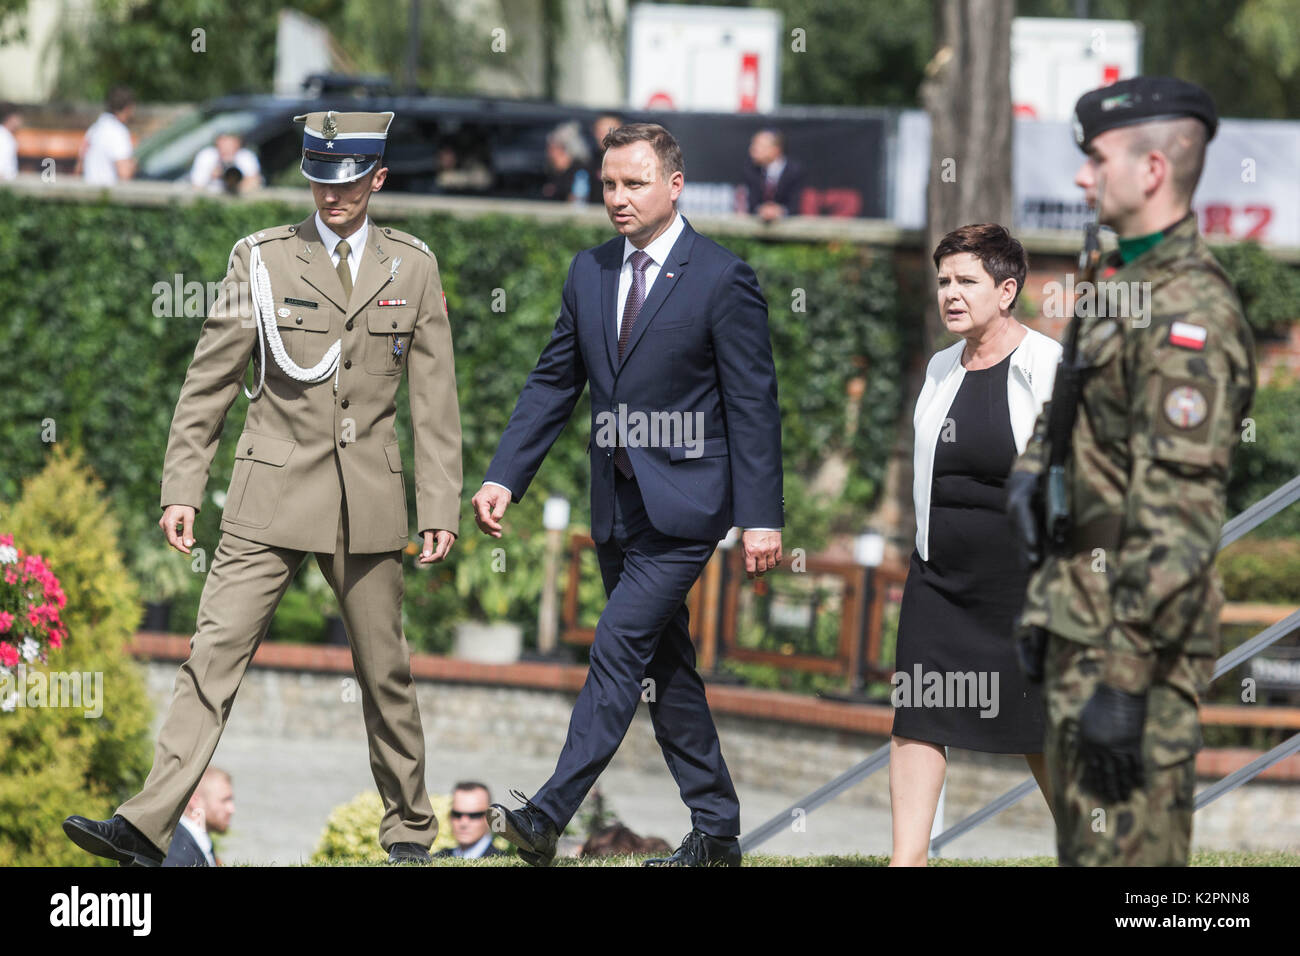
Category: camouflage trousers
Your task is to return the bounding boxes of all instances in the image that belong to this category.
[1044,634,1215,866]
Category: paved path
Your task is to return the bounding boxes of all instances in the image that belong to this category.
[209,722,1058,864]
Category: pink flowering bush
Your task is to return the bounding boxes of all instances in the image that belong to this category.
[0,533,68,670]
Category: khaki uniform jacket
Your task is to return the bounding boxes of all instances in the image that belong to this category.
[160,214,462,553]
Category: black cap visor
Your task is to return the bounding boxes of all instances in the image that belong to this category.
[301,150,381,184]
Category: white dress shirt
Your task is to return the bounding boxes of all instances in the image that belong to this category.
[911,326,1062,561]
[176,813,216,865]
[81,112,133,185]
[189,144,261,192]
[314,211,369,286]
[616,210,685,337]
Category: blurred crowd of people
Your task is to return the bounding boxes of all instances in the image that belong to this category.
[1,87,804,220]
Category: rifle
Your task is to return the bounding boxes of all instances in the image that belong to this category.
[1042,177,1106,553]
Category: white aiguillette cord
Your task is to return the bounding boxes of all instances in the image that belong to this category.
[244,241,342,400]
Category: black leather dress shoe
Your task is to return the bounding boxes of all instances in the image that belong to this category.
[485,789,558,867]
[387,842,432,864]
[63,814,165,867]
[643,829,742,867]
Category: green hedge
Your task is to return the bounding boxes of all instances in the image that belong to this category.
[0,193,907,652]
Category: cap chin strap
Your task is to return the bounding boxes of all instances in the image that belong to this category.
[244,241,341,400]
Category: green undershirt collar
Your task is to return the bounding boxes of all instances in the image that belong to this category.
[1116,212,1194,264]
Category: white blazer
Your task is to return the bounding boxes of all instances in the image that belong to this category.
[912,326,1062,561]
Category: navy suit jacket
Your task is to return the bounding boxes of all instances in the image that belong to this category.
[743,159,806,215]
[163,824,210,867]
[485,217,783,543]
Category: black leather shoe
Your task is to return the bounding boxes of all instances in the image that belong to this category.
[63,814,165,867]
[387,842,431,865]
[643,829,742,867]
[486,789,559,867]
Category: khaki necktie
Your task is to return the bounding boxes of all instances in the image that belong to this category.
[335,239,353,301]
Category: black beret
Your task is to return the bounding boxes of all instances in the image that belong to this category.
[1073,76,1218,151]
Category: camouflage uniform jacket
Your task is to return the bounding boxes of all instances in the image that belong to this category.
[1013,213,1256,695]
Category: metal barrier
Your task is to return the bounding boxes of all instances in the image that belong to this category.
[740,473,1300,854]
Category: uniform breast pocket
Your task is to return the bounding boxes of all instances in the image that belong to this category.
[275,306,330,367]
[365,307,417,375]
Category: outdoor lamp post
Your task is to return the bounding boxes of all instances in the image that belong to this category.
[536,495,571,657]
[851,528,885,690]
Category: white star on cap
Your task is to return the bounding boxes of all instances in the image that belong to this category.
[326,142,334,149]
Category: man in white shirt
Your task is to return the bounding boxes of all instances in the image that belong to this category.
[190,132,263,194]
[163,767,233,867]
[78,86,136,185]
[0,103,21,181]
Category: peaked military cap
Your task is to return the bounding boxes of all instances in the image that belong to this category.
[1073,77,1218,152]
[292,110,395,183]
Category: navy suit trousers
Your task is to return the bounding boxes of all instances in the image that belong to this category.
[533,473,741,836]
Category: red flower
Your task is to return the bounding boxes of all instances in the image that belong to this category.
[0,643,17,667]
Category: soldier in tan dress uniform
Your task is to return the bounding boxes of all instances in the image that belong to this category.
[64,111,462,866]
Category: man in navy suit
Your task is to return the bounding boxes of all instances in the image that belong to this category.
[472,123,783,867]
[163,767,232,867]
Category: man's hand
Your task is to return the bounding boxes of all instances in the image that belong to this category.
[471,484,511,538]
[419,530,456,564]
[1077,683,1147,803]
[743,530,782,578]
[756,201,786,222]
[159,505,197,555]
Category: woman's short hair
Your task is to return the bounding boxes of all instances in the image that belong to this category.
[932,223,1028,309]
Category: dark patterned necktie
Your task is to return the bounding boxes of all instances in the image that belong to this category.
[614,249,654,478]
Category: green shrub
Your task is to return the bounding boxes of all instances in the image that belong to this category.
[0,447,154,865]
[1213,241,1300,339]
[1216,537,1300,603]
[1226,377,1300,538]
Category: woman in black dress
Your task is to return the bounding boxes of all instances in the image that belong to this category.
[889,224,1061,865]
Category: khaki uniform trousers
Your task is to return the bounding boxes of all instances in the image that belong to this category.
[117,500,436,853]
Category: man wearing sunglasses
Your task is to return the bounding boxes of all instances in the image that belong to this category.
[434,782,506,859]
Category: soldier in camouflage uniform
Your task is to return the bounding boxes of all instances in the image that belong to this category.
[1006,78,1257,866]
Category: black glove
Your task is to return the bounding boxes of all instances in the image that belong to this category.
[1077,683,1147,803]
[1005,470,1042,567]
[1016,625,1049,683]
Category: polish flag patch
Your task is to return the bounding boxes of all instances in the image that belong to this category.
[1169,321,1207,350]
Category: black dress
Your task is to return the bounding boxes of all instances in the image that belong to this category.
[891,351,1044,753]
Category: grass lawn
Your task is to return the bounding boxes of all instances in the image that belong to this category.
[328,849,1299,866]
